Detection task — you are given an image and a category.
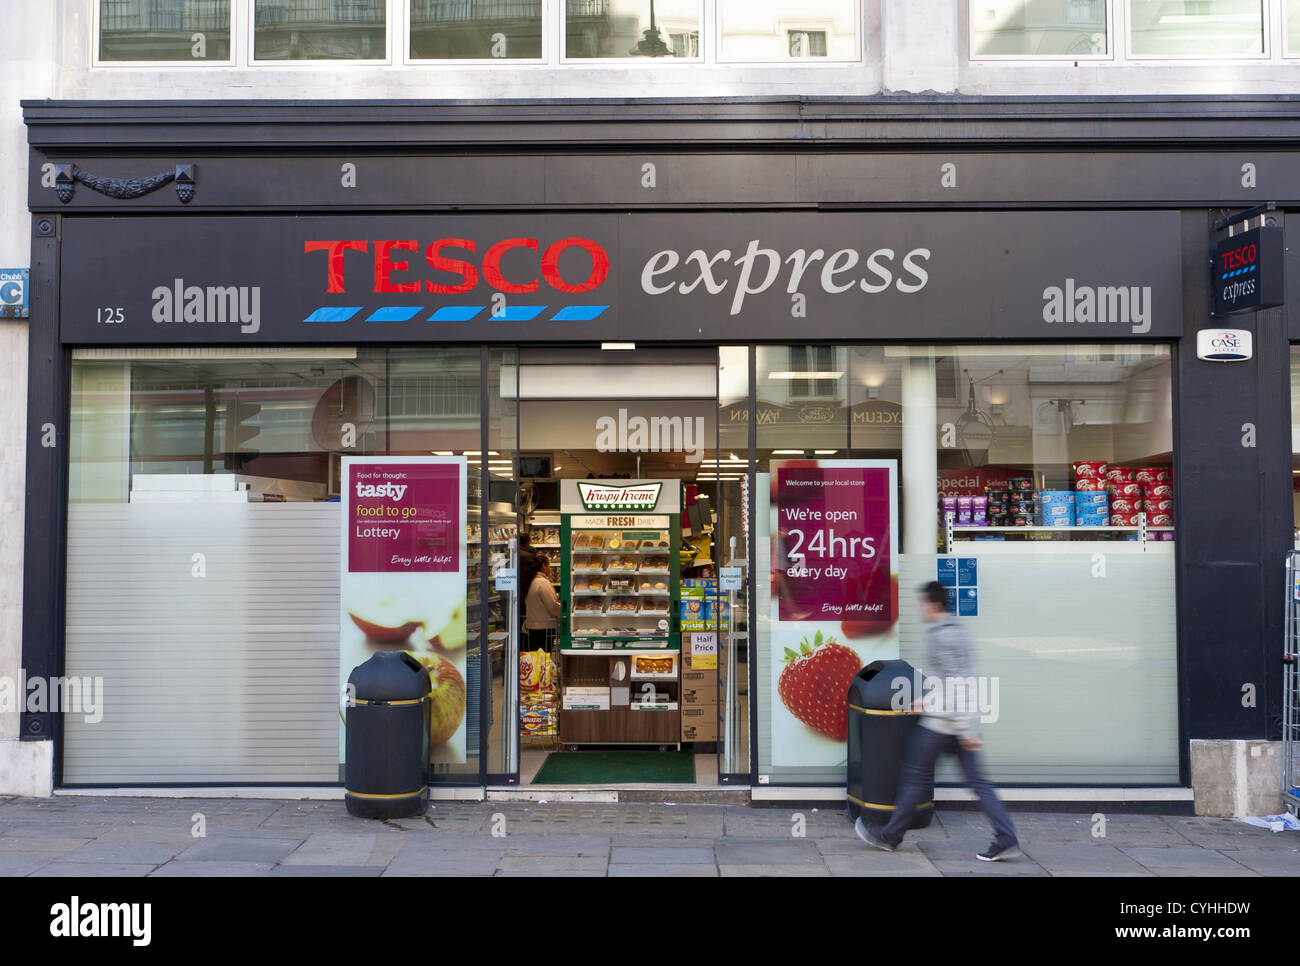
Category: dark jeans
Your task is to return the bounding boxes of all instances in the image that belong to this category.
[880,724,1018,849]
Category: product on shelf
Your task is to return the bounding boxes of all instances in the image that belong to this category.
[1073,460,1108,479]
[1035,490,1075,527]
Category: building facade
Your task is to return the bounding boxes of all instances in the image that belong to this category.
[3,1,1299,810]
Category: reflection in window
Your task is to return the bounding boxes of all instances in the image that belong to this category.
[254,0,387,60]
[1129,0,1263,56]
[969,0,1106,56]
[565,0,700,59]
[718,0,855,61]
[98,0,232,61]
[1287,0,1300,54]
[410,0,543,59]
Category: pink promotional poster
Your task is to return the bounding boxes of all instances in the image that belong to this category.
[764,459,899,768]
[339,457,469,770]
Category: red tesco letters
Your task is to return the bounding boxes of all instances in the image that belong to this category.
[304,237,610,296]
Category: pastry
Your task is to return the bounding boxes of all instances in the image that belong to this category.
[654,581,667,590]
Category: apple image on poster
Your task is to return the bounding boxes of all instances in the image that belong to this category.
[342,573,469,766]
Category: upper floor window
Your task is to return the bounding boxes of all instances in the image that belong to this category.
[253,0,388,61]
[98,0,233,62]
[1129,0,1265,57]
[564,0,701,60]
[970,0,1109,57]
[718,0,858,62]
[1289,0,1300,53]
[409,0,544,60]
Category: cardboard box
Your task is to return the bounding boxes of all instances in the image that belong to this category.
[681,723,717,742]
[682,687,718,706]
[681,704,719,741]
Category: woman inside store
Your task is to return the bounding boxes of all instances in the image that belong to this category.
[523,556,562,653]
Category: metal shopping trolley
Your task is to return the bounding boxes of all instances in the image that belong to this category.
[1283,552,1300,816]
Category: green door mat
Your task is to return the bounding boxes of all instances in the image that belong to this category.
[532,750,695,785]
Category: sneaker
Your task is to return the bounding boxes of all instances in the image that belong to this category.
[855,817,897,852]
[977,841,1022,862]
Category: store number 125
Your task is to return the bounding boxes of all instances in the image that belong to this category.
[96,307,124,324]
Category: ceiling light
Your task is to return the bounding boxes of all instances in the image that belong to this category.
[464,451,499,457]
[431,450,453,456]
[772,449,805,455]
[766,371,843,380]
[814,449,838,455]
[601,342,636,350]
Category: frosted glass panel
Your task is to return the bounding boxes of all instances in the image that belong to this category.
[64,503,341,783]
[900,547,1179,784]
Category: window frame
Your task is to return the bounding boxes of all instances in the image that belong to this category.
[714,0,863,65]
[92,0,239,68]
[966,0,1115,62]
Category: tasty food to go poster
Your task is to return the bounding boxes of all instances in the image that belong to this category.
[764,459,899,767]
[340,457,469,768]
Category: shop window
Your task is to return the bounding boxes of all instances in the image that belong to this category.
[97,0,232,62]
[64,347,485,784]
[254,0,388,60]
[755,343,1178,786]
[564,0,702,59]
[718,0,856,61]
[1128,0,1264,57]
[409,0,543,60]
[969,0,1109,57]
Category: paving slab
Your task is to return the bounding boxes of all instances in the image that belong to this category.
[610,846,716,865]
[385,847,504,876]
[0,856,53,876]
[823,851,942,876]
[149,861,274,877]
[609,863,718,877]
[59,841,183,865]
[1119,846,1260,877]
[271,865,386,877]
[30,863,160,877]
[1214,848,1300,876]
[918,841,1049,876]
[498,834,611,856]
[718,864,830,876]
[1020,843,1156,876]
[0,835,91,857]
[281,832,404,867]
[497,854,609,873]
[714,839,824,865]
[174,836,304,864]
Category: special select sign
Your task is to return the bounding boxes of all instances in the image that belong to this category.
[767,459,899,768]
[339,456,469,770]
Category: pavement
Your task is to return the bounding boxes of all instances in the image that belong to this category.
[1,795,1298,876]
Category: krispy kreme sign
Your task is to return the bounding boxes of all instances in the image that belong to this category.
[577,482,663,511]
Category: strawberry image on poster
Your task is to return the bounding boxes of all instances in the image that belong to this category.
[778,630,861,741]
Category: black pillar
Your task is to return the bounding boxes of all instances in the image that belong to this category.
[1176,210,1291,751]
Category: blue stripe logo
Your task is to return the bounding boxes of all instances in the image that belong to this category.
[304,304,609,324]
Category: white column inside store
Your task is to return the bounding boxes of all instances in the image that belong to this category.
[901,353,937,555]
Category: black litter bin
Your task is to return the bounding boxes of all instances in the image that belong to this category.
[345,651,431,819]
[846,659,934,828]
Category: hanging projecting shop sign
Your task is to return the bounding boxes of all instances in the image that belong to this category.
[1212,226,1284,317]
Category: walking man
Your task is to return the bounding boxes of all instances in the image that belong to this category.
[857,580,1020,861]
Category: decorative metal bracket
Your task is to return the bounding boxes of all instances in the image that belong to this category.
[53,163,196,204]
